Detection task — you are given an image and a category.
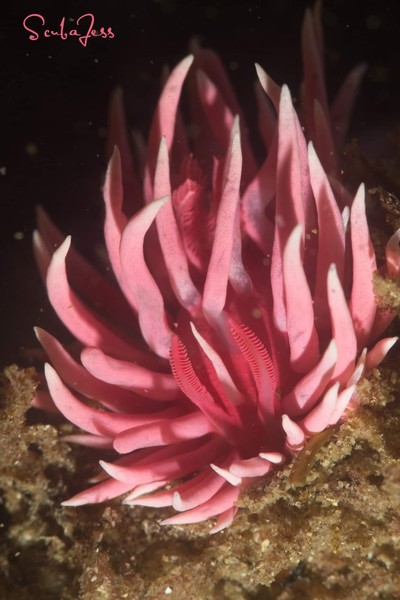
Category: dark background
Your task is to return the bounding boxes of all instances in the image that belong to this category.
[1,0,399,367]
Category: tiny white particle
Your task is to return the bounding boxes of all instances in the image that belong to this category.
[165,587,173,595]
[0,166,6,175]
[14,232,24,241]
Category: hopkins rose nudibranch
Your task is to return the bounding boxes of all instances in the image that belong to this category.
[33,6,400,533]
